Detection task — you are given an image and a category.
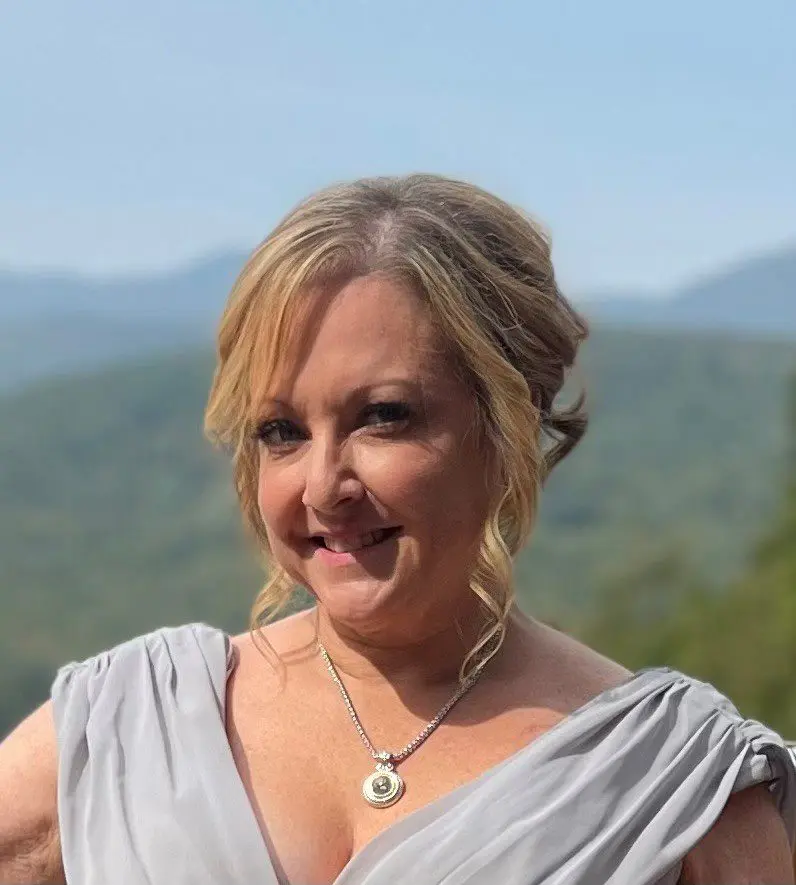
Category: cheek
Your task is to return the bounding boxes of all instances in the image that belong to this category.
[434,442,491,537]
[256,460,299,534]
[361,445,447,503]
[368,440,489,533]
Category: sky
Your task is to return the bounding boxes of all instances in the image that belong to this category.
[0,0,794,295]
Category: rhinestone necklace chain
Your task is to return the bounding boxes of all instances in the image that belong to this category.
[317,642,483,764]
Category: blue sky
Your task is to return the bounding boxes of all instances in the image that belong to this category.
[0,0,794,294]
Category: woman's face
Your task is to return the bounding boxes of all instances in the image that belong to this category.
[255,274,492,636]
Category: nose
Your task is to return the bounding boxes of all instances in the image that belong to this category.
[301,435,365,513]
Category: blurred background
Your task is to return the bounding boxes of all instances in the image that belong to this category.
[1,1,794,739]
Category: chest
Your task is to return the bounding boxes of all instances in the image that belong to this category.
[226,684,562,885]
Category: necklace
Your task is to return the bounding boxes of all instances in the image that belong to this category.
[317,642,486,808]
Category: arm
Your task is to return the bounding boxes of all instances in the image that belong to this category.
[680,783,794,884]
[0,701,65,884]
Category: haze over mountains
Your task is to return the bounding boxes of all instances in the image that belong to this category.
[0,253,242,324]
[586,244,796,335]
[0,254,240,389]
[1,243,794,390]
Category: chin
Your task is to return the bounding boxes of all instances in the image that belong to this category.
[309,571,421,620]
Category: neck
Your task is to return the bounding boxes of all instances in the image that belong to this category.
[309,597,531,693]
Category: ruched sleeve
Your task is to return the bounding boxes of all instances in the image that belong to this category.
[50,623,270,885]
[615,669,796,882]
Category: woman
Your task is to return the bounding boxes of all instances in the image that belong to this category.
[1,174,794,884]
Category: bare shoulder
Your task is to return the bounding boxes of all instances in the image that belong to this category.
[680,782,794,884]
[229,607,317,666]
[0,701,65,883]
[522,617,632,712]
[227,607,319,708]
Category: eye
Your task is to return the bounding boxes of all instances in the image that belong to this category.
[361,401,413,427]
[254,418,305,448]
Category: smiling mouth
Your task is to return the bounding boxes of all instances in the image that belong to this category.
[310,527,402,554]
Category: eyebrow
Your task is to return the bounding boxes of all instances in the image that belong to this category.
[261,379,429,410]
[254,378,438,424]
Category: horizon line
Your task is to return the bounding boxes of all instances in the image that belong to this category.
[0,238,794,303]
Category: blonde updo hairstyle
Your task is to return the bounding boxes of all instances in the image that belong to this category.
[205,174,588,686]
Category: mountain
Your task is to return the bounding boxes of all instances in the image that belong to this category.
[2,243,795,392]
[2,326,795,733]
[0,312,204,390]
[0,252,246,389]
[585,244,796,335]
[0,252,246,323]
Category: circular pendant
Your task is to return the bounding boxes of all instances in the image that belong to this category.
[362,767,405,808]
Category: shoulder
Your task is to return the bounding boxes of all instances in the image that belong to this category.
[54,621,231,678]
[526,618,796,880]
[522,617,632,711]
[0,626,232,884]
[48,623,268,883]
[227,608,318,707]
[51,622,233,746]
[54,622,230,677]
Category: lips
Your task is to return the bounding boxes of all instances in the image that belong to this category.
[310,526,401,554]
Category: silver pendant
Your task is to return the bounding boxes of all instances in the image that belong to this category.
[362,753,404,808]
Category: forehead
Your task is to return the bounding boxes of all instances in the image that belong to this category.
[257,274,457,405]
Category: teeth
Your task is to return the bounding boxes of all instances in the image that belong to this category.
[323,529,389,553]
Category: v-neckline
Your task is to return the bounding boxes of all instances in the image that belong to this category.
[218,655,677,885]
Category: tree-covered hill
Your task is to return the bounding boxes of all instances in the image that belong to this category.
[525,328,796,615]
[0,312,204,391]
[2,327,795,734]
[582,380,796,738]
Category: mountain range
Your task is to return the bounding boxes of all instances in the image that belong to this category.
[1,243,794,390]
[584,244,796,335]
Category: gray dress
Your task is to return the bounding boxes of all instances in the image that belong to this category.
[50,623,796,885]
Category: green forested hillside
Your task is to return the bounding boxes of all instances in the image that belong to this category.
[2,328,795,734]
[523,329,796,620]
[0,313,206,391]
[582,380,796,737]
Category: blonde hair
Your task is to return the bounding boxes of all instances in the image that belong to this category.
[205,173,588,685]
